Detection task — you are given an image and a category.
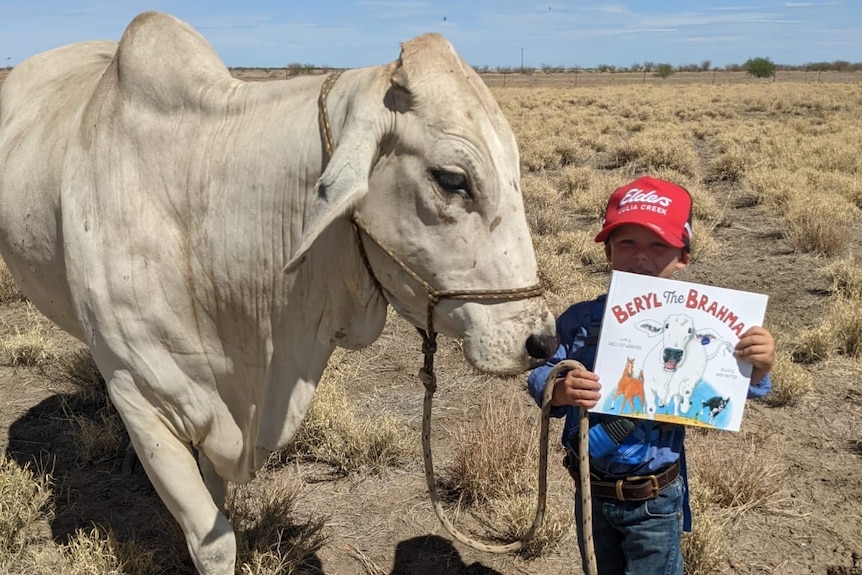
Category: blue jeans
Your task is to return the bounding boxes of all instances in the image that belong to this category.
[574,475,685,575]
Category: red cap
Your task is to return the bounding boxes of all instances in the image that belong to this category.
[594,176,693,250]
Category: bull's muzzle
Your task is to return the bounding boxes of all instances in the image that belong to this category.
[662,347,684,372]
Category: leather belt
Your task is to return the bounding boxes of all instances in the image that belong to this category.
[563,455,680,502]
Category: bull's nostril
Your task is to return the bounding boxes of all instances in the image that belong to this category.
[526,333,558,360]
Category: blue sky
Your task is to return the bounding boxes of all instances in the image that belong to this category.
[1,1,859,69]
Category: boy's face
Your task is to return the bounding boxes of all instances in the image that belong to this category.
[605,224,689,278]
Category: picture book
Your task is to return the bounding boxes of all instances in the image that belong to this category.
[591,271,769,431]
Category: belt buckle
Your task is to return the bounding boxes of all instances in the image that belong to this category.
[614,478,626,501]
[646,475,660,498]
[622,474,661,500]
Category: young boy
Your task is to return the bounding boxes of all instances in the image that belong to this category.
[528,175,775,575]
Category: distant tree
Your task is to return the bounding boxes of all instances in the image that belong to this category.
[654,63,675,78]
[630,62,644,72]
[643,61,655,72]
[700,60,711,72]
[744,57,776,78]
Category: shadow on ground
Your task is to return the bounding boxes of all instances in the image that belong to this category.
[389,535,505,575]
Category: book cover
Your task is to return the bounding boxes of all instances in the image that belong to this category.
[591,271,769,431]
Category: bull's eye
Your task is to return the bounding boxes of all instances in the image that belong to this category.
[430,168,472,200]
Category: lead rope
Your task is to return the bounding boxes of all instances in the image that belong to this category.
[317,71,596,572]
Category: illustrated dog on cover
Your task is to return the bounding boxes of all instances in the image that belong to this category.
[700,396,730,423]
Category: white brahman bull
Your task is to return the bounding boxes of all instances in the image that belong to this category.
[0,12,556,574]
[637,313,730,418]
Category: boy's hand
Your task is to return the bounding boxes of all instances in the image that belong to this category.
[734,326,775,384]
[551,368,601,409]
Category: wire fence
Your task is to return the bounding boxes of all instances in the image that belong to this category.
[479,70,862,88]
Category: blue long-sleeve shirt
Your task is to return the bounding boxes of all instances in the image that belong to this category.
[527,294,772,530]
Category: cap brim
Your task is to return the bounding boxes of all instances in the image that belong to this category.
[594,220,686,248]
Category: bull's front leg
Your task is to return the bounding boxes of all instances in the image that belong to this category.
[678,379,698,415]
[644,385,660,419]
[107,370,236,575]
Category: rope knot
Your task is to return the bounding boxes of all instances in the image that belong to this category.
[421,339,437,355]
[418,367,436,391]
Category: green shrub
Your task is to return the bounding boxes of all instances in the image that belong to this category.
[654,63,675,78]
[745,57,775,78]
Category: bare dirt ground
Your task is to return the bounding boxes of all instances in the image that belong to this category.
[1,70,861,574]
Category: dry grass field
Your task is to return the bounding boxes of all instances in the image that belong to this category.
[1,68,862,575]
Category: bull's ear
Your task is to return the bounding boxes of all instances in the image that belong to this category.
[695,328,720,342]
[636,320,663,336]
[283,138,377,273]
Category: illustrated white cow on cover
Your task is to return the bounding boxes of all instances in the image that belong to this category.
[637,313,732,418]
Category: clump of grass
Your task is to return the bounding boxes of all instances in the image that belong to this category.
[56,349,127,464]
[519,132,560,172]
[822,256,862,300]
[792,324,834,364]
[60,406,126,464]
[287,349,416,473]
[0,305,61,367]
[557,167,619,218]
[447,395,536,505]
[611,129,698,176]
[783,194,856,256]
[0,330,57,367]
[56,349,107,404]
[487,492,571,558]
[444,394,571,556]
[552,136,593,167]
[0,259,25,304]
[744,167,798,210]
[0,458,54,556]
[0,460,165,574]
[831,297,862,358]
[522,173,562,211]
[522,174,568,238]
[229,475,329,575]
[689,435,787,514]
[800,169,862,210]
[61,527,157,575]
[762,349,813,407]
[708,144,750,182]
[792,296,862,363]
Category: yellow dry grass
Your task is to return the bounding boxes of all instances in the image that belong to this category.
[285,348,418,473]
[0,304,61,367]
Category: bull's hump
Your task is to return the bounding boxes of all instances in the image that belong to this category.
[114,11,236,110]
